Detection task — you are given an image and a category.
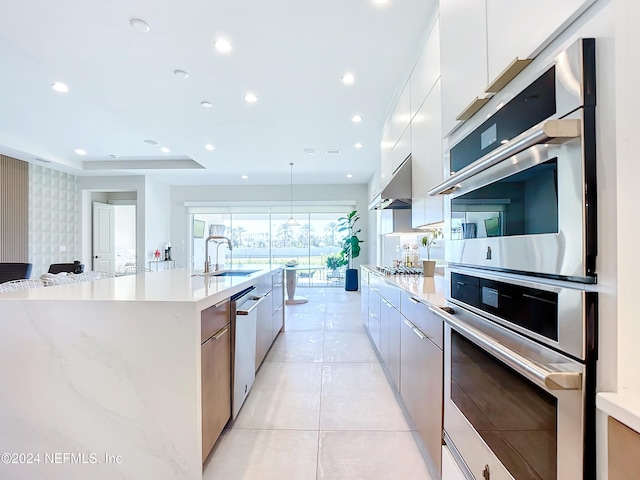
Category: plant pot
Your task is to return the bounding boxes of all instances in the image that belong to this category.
[345,268,358,291]
[422,260,436,277]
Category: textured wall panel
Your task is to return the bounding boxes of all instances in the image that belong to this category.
[29,164,80,277]
[0,155,29,261]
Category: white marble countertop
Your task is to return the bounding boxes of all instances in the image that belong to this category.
[362,265,446,306]
[0,267,281,309]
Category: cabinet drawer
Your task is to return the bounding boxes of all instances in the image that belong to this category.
[202,324,231,462]
[201,299,230,343]
[378,281,401,309]
[400,290,443,348]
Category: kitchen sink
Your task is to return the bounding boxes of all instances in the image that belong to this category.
[192,270,259,277]
[211,270,259,277]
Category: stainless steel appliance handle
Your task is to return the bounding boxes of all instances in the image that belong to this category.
[428,118,581,196]
[429,305,582,391]
[236,295,267,315]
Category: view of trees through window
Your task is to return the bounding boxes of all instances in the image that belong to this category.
[192,210,351,285]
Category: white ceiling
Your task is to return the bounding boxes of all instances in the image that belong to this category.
[0,0,437,186]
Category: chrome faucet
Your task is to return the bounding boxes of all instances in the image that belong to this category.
[204,236,233,273]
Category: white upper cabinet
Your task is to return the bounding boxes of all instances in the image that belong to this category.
[383,126,411,189]
[486,0,596,82]
[391,81,412,149]
[380,118,393,179]
[382,81,411,189]
[410,19,441,121]
[411,80,443,228]
[439,0,488,136]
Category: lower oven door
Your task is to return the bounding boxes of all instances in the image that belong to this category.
[434,305,586,480]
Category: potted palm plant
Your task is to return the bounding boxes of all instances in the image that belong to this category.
[420,228,443,277]
[337,210,364,291]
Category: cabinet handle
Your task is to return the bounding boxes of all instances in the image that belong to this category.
[214,298,229,308]
[213,326,229,340]
[455,96,490,121]
[403,318,414,329]
[482,464,490,480]
[484,57,532,93]
[412,327,426,340]
[409,296,421,304]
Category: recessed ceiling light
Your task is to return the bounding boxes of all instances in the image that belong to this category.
[74,149,86,156]
[51,82,69,93]
[354,143,363,149]
[303,148,316,155]
[160,147,170,153]
[326,149,341,155]
[214,39,233,53]
[205,144,215,151]
[244,93,258,103]
[352,115,363,123]
[173,69,189,79]
[201,101,213,108]
[144,139,158,145]
[130,18,150,33]
[33,157,51,164]
[242,175,248,179]
[342,73,356,85]
[347,174,353,178]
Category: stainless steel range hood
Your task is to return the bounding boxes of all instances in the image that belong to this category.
[368,156,412,210]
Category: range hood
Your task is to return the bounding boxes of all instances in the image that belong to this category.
[368,156,412,210]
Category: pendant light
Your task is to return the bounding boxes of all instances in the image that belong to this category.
[286,162,300,227]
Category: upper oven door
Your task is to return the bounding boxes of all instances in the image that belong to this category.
[446,109,589,282]
[430,39,596,283]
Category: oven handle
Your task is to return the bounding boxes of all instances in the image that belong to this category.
[429,305,582,391]
[428,118,581,196]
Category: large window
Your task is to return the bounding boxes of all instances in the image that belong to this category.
[190,208,350,286]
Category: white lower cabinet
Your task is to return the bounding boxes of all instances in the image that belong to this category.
[386,301,401,390]
[400,314,443,475]
[442,445,468,480]
[368,289,381,353]
[361,270,443,478]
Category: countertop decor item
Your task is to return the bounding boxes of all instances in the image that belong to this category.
[285,259,298,267]
[420,228,443,277]
[338,210,364,291]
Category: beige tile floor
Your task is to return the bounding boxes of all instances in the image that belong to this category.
[203,287,433,480]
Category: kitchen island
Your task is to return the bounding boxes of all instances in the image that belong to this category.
[0,267,282,480]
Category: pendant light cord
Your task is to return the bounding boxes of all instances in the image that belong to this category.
[290,162,294,219]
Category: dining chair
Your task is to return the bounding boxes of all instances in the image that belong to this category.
[40,273,78,287]
[74,271,117,282]
[0,262,32,284]
[0,278,45,292]
[123,266,153,275]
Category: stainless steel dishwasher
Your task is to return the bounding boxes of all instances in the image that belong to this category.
[230,286,267,419]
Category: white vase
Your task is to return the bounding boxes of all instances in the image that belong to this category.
[423,260,436,277]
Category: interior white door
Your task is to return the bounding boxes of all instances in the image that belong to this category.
[93,202,115,272]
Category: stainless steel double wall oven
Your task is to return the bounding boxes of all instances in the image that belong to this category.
[430,38,597,480]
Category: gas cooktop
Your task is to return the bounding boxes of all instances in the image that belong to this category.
[374,266,423,275]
